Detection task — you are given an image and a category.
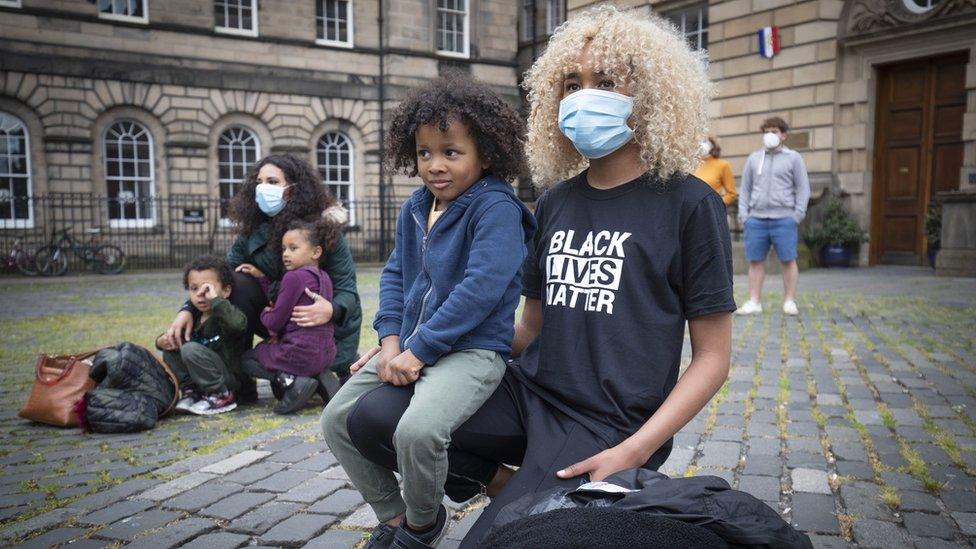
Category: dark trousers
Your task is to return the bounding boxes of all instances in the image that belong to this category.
[346,369,670,547]
[228,272,271,343]
[162,342,237,393]
[240,348,277,381]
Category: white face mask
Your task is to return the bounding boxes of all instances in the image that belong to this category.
[763,132,781,150]
[700,141,712,156]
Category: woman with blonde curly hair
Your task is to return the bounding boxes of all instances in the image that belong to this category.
[343,6,735,547]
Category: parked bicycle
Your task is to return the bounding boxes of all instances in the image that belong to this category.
[35,227,126,276]
[2,237,38,276]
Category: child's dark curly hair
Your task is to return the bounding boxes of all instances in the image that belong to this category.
[183,255,234,290]
[228,154,344,260]
[285,219,341,254]
[386,71,527,182]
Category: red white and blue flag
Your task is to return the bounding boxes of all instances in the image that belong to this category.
[758,26,780,58]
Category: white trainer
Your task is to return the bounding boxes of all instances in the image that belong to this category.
[735,300,763,315]
[783,300,799,316]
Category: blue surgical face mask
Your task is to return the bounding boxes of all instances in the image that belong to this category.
[558,88,635,159]
[255,183,286,216]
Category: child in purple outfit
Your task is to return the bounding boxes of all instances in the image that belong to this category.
[241,219,336,414]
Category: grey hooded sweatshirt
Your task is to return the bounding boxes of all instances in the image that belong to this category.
[738,146,810,224]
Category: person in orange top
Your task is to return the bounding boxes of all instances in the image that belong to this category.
[693,137,737,206]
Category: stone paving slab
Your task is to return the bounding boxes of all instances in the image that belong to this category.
[1,267,975,547]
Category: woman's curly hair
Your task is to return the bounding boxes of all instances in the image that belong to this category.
[228,154,342,260]
[523,5,713,188]
[386,71,526,182]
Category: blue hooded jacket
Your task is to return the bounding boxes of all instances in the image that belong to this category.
[373,175,537,365]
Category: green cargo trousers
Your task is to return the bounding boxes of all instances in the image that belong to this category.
[321,348,506,527]
[162,342,238,394]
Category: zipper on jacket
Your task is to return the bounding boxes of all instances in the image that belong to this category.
[403,209,434,349]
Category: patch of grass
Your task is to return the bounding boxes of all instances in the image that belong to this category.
[879,485,900,510]
[837,513,855,541]
[877,403,896,431]
[901,443,941,493]
[194,415,286,455]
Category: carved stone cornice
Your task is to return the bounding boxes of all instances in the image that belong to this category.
[844,0,976,39]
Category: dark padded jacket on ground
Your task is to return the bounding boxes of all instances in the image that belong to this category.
[488,468,812,549]
[82,343,178,433]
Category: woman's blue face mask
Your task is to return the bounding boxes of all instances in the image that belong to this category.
[255,183,286,216]
[558,88,635,159]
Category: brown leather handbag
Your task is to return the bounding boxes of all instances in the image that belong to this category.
[18,350,98,427]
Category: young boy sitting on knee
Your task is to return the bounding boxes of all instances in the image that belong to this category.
[156,255,249,415]
[321,73,536,549]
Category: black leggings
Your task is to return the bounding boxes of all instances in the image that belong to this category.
[347,370,670,547]
[228,272,271,342]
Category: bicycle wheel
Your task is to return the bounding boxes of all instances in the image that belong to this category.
[13,249,37,276]
[35,245,68,276]
[93,245,125,274]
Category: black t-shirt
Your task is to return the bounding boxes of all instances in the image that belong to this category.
[513,171,736,445]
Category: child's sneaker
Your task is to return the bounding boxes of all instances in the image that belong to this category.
[175,388,201,413]
[188,390,237,415]
[391,505,447,549]
[735,300,763,315]
[273,375,318,415]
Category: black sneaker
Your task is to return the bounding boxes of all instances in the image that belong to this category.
[315,370,342,403]
[271,372,290,401]
[273,375,318,415]
[391,505,448,549]
[363,523,398,549]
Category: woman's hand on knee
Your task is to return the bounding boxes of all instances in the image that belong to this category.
[291,289,333,327]
[164,310,193,349]
[349,346,380,374]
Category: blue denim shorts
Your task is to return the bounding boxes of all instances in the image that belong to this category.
[744,217,798,262]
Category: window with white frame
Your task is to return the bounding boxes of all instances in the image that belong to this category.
[104,120,155,227]
[436,0,468,58]
[666,4,708,52]
[0,112,32,228]
[215,0,258,36]
[520,1,534,42]
[97,0,148,23]
[316,132,355,224]
[317,0,353,47]
[218,126,260,222]
[546,0,564,34]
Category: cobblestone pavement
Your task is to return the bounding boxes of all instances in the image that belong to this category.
[0,266,974,548]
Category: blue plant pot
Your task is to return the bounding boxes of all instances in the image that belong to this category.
[927,247,938,269]
[820,245,853,268]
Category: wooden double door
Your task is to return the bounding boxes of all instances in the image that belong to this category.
[871,52,968,265]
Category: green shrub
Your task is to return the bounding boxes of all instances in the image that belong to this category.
[924,202,942,249]
[804,197,867,248]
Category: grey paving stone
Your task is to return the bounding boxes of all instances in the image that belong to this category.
[908,537,964,549]
[181,532,252,549]
[789,438,824,454]
[710,427,743,442]
[790,493,839,534]
[787,452,827,469]
[742,454,782,477]
[901,511,955,540]
[791,468,831,494]
[199,450,271,474]
[659,448,693,477]
[278,476,345,504]
[897,490,941,513]
[303,529,365,548]
[321,466,351,481]
[340,504,378,528]
[292,452,339,472]
[259,436,305,452]
[259,513,338,545]
[228,501,305,535]
[807,534,847,549]
[696,468,734,485]
[307,489,365,516]
[851,519,913,549]
[95,509,183,540]
[223,461,287,484]
[831,442,868,462]
[125,517,216,549]
[839,482,893,521]
[78,498,156,526]
[879,471,923,491]
[163,481,244,512]
[749,422,780,437]
[737,475,781,502]
[940,489,976,513]
[250,469,318,493]
[748,437,781,456]
[268,442,327,464]
[698,442,741,469]
[18,527,87,548]
[201,490,276,520]
[950,512,976,536]
[138,472,216,501]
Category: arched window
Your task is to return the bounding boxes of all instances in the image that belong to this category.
[218,126,260,221]
[316,132,354,224]
[0,111,32,228]
[104,120,154,227]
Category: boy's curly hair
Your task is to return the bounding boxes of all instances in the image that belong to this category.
[183,255,234,290]
[285,219,341,253]
[386,71,526,182]
[228,154,344,261]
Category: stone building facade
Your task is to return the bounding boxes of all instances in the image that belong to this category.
[0,0,520,262]
[547,0,976,269]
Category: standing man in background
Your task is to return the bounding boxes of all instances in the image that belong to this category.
[736,116,810,317]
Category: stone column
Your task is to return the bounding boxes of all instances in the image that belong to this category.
[936,186,976,277]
